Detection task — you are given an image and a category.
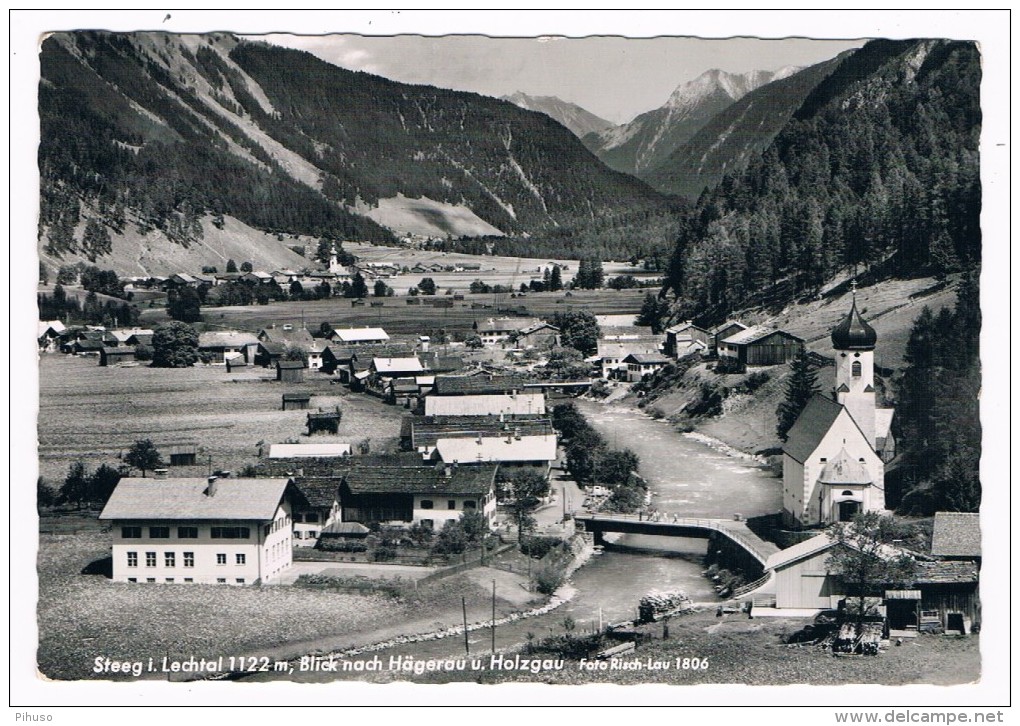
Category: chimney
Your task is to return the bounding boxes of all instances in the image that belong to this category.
[153,468,169,480]
[514,427,521,440]
[205,475,218,497]
[444,465,452,478]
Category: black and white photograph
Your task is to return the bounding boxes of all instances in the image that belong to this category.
[11,9,1010,716]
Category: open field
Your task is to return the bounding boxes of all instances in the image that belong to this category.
[36,354,405,483]
[36,530,541,681]
[138,288,650,338]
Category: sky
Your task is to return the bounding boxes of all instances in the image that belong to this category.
[254,34,865,125]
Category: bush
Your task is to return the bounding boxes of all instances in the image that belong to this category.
[373,546,397,562]
[316,539,368,553]
[133,344,153,361]
[534,565,565,595]
[520,535,563,560]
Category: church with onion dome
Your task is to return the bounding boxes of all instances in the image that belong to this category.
[781,291,896,528]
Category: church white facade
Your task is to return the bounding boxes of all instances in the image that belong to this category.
[782,295,895,528]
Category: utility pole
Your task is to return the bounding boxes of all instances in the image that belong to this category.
[462,597,470,655]
[491,580,496,653]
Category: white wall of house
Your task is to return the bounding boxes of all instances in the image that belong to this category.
[109,504,293,585]
[412,492,495,529]
[293,501,340,547]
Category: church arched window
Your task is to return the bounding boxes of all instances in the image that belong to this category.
[852,361,862,377]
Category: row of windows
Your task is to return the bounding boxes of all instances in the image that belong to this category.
[122,526,245,539]
[294,530,318,539]
[126,551,245,567]
[294,513,320,523]
[419,499,476,510]
[264,515,292,537]
[127,578,245,584]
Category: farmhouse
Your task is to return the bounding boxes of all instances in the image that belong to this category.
[664,321,711,359]
[424,392,546,417]
[290,477,342,547]
[259,325,316,349]
[782,297,895,528]
[38,320,67,351]
[255,341,286,367]
[622,352,671,382]
[329,327,390,345]
[109,328,154,345]
[596,336,663,379]
[198,330,260,364]
[711,321,748,356]
[98,476,296,585]
[475,318,542,346]
[164,443,198,466]
[717,326,804,371]
[433,433,557,475]
[338,464,498,529]
[514,322,560,349]
[371,357,425,379]
[431,374,533,396]
[403,415,555,455]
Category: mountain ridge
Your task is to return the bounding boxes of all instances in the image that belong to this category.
[500,92,613,138]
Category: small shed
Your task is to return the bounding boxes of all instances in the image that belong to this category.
[282,393,312,411]
[319,521,371,540]
[99,347,136,366]
[165,443,198,466]
[307,408,343,435]
[277,360,306,383]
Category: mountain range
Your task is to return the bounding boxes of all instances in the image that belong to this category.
[500,92,613,139]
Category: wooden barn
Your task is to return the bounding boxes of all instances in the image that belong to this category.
[165,443,198,466]
[99,347,136,366]
[307,408,342,435]
[282,393,312,411]
[276,360,305,383]
[718,326,804,371]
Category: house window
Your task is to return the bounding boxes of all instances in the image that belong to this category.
[448,500,456,510]
[178,526,198,539]
[164,552,175,567]
[121,526,142,539]
[421,519,434,529]
[852,361,862,377]
[145,552,156,567]
[217,578,227,584]
[165,578,174,583]
[308,530,317,539]
[126,552,138,567]
[420,500,434,510]
[216,553,227,565]
[183,552,194,568]
[236,578,245,585]
[264,524,272,537]
[184,578,193,583]
[305,513,318,523]
[211,527,250,539]
[146,578,156,583]
[127,578,137,583]
[149,526,170,539]
[236,554,246,565]
[463,500,477,510]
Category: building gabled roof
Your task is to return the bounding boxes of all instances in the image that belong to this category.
[99,477,292,521]
[765,533,837,571]
[435,433,558,465]
[931,512,981,558]
[199,330,260,348]
[109,328,153,343]
[722,326,804,347]
[912,559,979,584]
[260,327,316,347]
[431,374,532,396]
[332,327,390,343]
[518,322,559,336]
[623,352,670,365]
[372,357,424,375]
[277,360,305,370]
[476,318,540,334]
[321,521,371,536]
[424,393,546,417]
[291,477,341,509]
[259,341,287,355]
[342,465,497,496]
[597,336,662,359]
[268,443,352,459]
[38,320,67,337]
[665,321,709,336]
[410,417,555,451]
[783,394,861,464]
[712,320,748,337]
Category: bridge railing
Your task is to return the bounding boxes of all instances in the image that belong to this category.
[575,512,772,564]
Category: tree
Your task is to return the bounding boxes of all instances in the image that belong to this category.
[226,259,238,273]
[39,261,49,285]
[37,476,58,511]
[289,280,304,299]
[151,321,199,368]
[240,261,254,273]
[167,286,202,323]
[598,449,640,485]
[552,310,599,356]
[826,512,916,645]
[550,265,563,292]
[508,469,550,504]
[284,345,309,365]
[373,279,389,297]
[125,439,163,477]
[350,273,369,299]
[775,348,820,442]
[636,292,669,334]
[432,511,488,555]
[60,461,90,509]
[418,277,437,296]
[88,464,121,506]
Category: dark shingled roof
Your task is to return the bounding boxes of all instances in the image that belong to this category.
[623,352,670,365]
[277,360,305,370]
[292,477,341,509]
[343,465,497,496]
[931,512,981,558]
[913,560,979,584]
[431,374,534,396]
[410,417,555,450]
[782,394,846,463]
[99,478,291,521]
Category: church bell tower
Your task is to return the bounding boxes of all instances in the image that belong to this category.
[831,286,878,446]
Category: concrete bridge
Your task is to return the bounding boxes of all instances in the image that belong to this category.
[573,512,780,567]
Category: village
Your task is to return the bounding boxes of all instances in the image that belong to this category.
[35,241,980,684]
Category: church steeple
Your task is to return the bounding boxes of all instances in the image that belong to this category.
[832,287,877,446]
[831,284,877,351]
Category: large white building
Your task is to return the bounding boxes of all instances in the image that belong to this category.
[99,477,295,585]
[782,297,895,528]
